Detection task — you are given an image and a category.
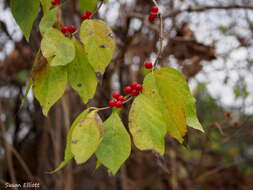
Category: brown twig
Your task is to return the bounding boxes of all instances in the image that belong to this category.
[152,1,164,70]
[164,5,253,18]
[0,111,18,190]
[91,0,104,19]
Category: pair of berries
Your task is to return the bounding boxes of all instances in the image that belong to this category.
[149,6,159,22]
[61,26,77,35]
[124,82,143,96]
[81,10,92,20]
[144,61,153,69]
[51,0,61,6]
[108,92,125,108]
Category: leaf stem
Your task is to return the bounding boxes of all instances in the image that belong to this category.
[88,96,134,112]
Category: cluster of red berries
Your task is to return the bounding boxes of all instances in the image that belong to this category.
[108,92,125,108]
[60,26,77,35]
[81,10,92,20]
[148,5,159,22]
[108,82,143,108]
[51,0,61,6]
[144,61,153,69]
[124,82,143,96]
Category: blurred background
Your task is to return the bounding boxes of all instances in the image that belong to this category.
[1,0,253,189]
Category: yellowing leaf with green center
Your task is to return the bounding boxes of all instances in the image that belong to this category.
[40,0,51,13]
[80,19,115,74]
[79,0,98,12]
[11,0,40,41]
[41,28,75,66]
[32,57,67,115]
[129,67,203,154]
[39,8,58,35]
[71,110,103,164]
[67,39,98,103]
[50,109,90,173]
[96,112,131,174]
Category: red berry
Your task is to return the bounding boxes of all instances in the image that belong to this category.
[151,6,159,13]
[81,14,88,20]
[144,61,153,69]
[68,26,77,33]
[52,0,60,6]
[131,89,139,96]
[115,101,123,108]
[224,112,232,119]
[124,86,132,94]
[117,96,125,102]
[61,26,68,35]
[85,10,92,17]
[135,84,143,91]
[108,99,116,107]
[149,13,157,22]
[112,92,121,99]
[131,82,139,89]
[81,10,92,20]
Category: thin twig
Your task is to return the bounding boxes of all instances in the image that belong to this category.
[152,0,164,70]
[0,116,18,190]
[91,0,104,19]
[164,5,253,18]
[89,96,133,112]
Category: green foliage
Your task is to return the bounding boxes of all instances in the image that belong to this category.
[32,58,67,115]
[11,0,204,175]
[41,28,76,66]
[39,8,58,35]
[10,0,40,41]
[79,0,98,12]
[80,19,116,74]
[40,0,52,13]
[71,110,103,164]
[67,39,98,103]
[51,109,90,173]
[129,68,203,154]
[96,111,131,174]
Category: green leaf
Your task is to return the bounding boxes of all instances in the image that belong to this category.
[80,19,115,74]
[40,0,52,13]
[79,0,98,12]
[50,109,90,173]
[41,28,75,66]
[96,112,131,174]
[11,0,40,41]
[129,67,203,154]
[32,58,67,115]
[71,110,103,164]
[67,39,98,103]
[39,8,58,35]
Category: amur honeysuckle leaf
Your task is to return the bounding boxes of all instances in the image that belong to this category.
[67,39,98,103]
[39,8,58,35]
[41,28,75,66]
[80,19,116,74]
[71,110,103,164]
[11,0,40,41]
[79,0,98,12]
[32,56,67,115]
[50,109,90,173]
[96,111,131,174]
[129,67,204,155]
[40,0,52,13]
